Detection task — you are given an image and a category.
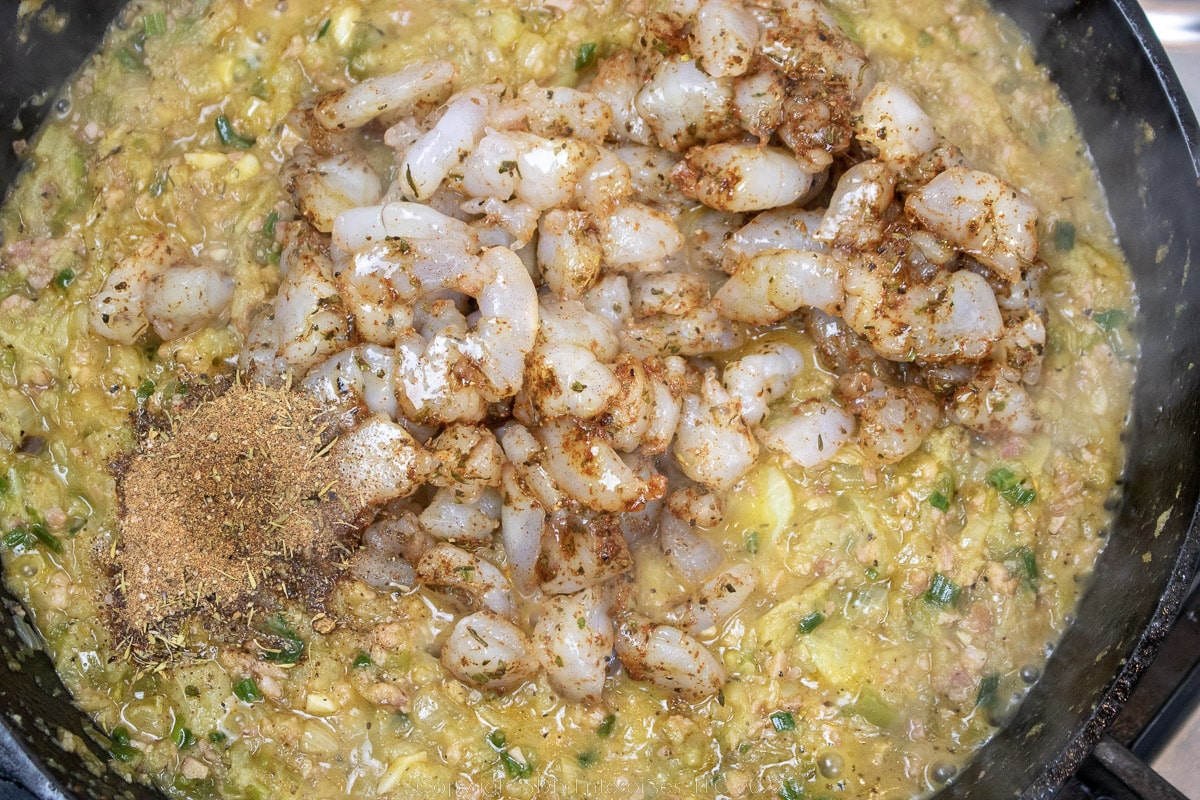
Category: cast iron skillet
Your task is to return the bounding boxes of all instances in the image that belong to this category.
[1,1,1199,798]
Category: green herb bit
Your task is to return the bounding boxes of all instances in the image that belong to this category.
[924,572,962,607]
[745,530,760,555]
[779,777,804,800]
[208,731,227,745]
[928,491,950,512]
[263,210,279,239]
[1018,545,1039,584]
[597,713,616,738]
[171,719,196,749]
[796,611,825,634]
[575,42,598,71]
[986,466,1036,507]
[184,685,201,698]
[577,750,600,768]
[215,116,256,150]
[317,18,332,39]
[1053,220,1076,251]
[116,47,146,73]
[864,566,880,581]
[24,519,63,554]
[917,30,934,46]
[3,528,32,549]
[149,171,168,197]
[499,749,533,779]
[1092,308,1127,332]
[135,379,155,404]
[233,678,263,703]
[488,729,507,749]
[109,726,138,762]
[352,652,372,669]
[976,672,1001,709]
[769,711,796,732]
[143,12,168,37]
[260,615,305,665]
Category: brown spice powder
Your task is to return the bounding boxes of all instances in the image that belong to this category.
[108,383,358,650]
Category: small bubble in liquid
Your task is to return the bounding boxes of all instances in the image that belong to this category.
[817,751,844,779]
[1019,664,1040,684]
[54,99,70,115]
[20,563,38,578]
[929,761,957,785]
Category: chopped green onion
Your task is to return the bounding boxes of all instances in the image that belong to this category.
[184,685,201,698]
[488,729,507,749]
[215,116,256,150]
[208,731,227,745]
[575,42,598,71]
[317,18,332,39]
[25,519,63,554]
[796,611,825,634]
[986,466,1036,507]
[769,711,796,732]
[864,566,880,581]
[352,652,372,669]
[928,491,950,512]
[116,47,145,72]
[779,777,804,800]
[577,750,600,768]
[924,572,962,607]
[51,268,75,290]
[1092,309,1127,332]
[597,713,616,738]
[110,726,138,762]
[233,678,263,703]
[135,379,155,404]
[143,12,167,37]
[1053,220,1076,251]
[499,749,533,779]
[745,530,759,555]
[171,719,196,749]
[976,672,1000,709]
[1018,545,1039,584]
[3,528,32,549]
[259,615,305,665]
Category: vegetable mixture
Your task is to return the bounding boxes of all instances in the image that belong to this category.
[0,0,1135,798]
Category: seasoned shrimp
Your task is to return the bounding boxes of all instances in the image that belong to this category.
[333,416,435,510]
[756,398,856,468]
[713,248,844,324]
[90,235,177,345]
[290,152,383,234]
[536,418,666,512]
[691,0,761,78]
[906,167,1039,283]
[674,370,759,491]
[416,543,515,616]
[722,341,806,425]
[838,373,939,463]
[534,588,614,703]
[614,615,725,701]
[634,58,738,151]
[842,263,1004,363]
[856,82,939,167]
[313,60,457,130]
[441,611,538,692]
[399,85,496,201]
[672,142,819,212]
[670,562,758,635]
[539,510,634,594]
[143,265,235,341]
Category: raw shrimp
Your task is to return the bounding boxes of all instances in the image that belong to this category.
[906,166,1039,283]
[290,152,383,234]
[142,265,235,341]
[842,263,1004,363]
[313,60,457,130]
[440,612,538,692]
[333,416,435,510]
[614,615,725,701]
[539,510,634,594]
[691,0,761,78]
[416,543,515,616]
[398,85,495,201]
[712,248,844,324]
[302,344,398,419]
[670,562,758,635]
[756,399,856,468]
[634,59,738,151]
[534,588,614,703]
[856,82,939,167]
[536,418,666,513]
[722,341,806,425]
[672,142,819,212]
[838,374,939,463]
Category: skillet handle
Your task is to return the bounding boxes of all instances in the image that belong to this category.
[1088,735,1190,800]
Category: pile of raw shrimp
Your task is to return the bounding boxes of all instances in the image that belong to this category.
[98,0,1048,702]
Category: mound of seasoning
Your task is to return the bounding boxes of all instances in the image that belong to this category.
[108,383,356,651]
